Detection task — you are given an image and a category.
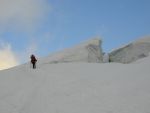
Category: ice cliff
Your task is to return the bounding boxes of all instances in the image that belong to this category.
[40,38,103,64]
[109,36,150,63]
[40,36,150,64]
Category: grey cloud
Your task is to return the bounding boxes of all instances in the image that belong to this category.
[0,0,51,32]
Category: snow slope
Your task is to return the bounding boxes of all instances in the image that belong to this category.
[109,36,150,63]
[0,56,150,113]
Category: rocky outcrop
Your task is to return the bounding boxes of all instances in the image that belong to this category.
[109,36,150,63]
[41,38,103,64]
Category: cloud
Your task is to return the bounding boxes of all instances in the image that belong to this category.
[0,43,19,70]
[0,0,52,65]
[0,0,51,32]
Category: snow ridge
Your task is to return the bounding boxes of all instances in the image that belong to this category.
[109,36,150,63]
[40,38,103,64]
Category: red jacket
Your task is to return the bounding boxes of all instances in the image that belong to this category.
[31,55,37,63]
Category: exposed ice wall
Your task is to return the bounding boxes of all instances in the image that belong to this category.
[109,36,150,63]
[41,38,103,64]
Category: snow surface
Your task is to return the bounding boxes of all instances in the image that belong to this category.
[0,55,150,113]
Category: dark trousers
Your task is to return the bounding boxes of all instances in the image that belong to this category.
[32,62,36,69]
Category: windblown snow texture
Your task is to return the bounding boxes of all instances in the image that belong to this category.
[109,36,150,63]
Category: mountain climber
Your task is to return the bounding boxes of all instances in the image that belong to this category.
[30,54,37,69]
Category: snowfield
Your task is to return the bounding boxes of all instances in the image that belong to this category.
[0,55,150,113]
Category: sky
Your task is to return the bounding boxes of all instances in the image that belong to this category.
[0,0,150,70]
